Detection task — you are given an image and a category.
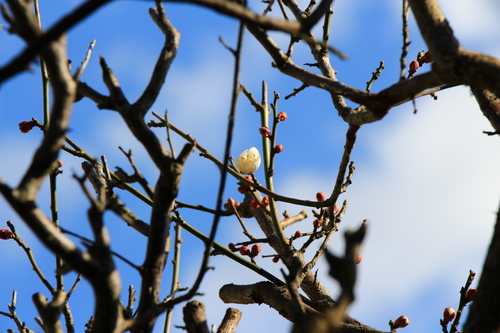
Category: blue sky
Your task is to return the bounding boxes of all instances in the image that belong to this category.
[1,0,500,332]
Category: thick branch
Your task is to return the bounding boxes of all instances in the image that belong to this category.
[463,202,500,332]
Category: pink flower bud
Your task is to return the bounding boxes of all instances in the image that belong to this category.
[239,246,250,256]
[409,60,419,75]
[356,254,362,264]
[393,315,409,329]
[316,192,326,202]
[293,230,303,239]
[277,112,288,121]
[333,204,340,215]
[313,219,322,229]
[19,121,35,133]
[227,198,236,207]
[250,244,261,257]
[465,288,476,303]
[259,126,271,137]
[0,229,14,240]
[443,307,456,323]
[262,196,270,206]
[250,200,260,209]
[273,144,284,154]
[56,160,64,168]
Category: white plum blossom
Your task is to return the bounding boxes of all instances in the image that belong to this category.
[236,147,261,174]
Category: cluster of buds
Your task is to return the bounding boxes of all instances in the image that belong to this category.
[224,198,240,211]
[408,51,433,77]
[442,307,456,324]
[238,176,253,194]
[249,200,260,209]
[0,229,15,240]
[18,120,36,133]
[392,315,410,329]
[235,244,262,258]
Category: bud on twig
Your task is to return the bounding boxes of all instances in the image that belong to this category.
[393,315,409,329]
[316,192,326,202]
[443,307,456,323]
[0,229,14,240]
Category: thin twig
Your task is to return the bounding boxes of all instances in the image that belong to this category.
[73,39,96,82]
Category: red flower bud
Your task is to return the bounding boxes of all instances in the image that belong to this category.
[239,246,250,256]
[443,307,456,323]
[0,229,14,240]
[313,219,322,229]
[277,112,288,121]
[333,204,340,215]
[238,185,250,194]
[19,121,35,133]
[250,200,260,209]
[293,230,303,239]
[316,192,326,202]
[228,243,237,251]
[273,144,284,154]
[465,288,476,303]
[262,196,270,206]
[421,51,433,63]
[393,315,409,329]
[227,198,236,207]
[409,60,419,75]
[272,255,280,263]
[250,244,261,257]
[356,254,362,264]
[259,126,271,137]
[56,160,64,168]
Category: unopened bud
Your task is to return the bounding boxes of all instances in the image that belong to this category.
[465,288,476,303]
[239,246,250,256]
[273,144,284,154]
[238,185,250,194]
[19,120,35,133]
[250,200,260,209]
[272,255,280,263]
[0,229,14,240]
[421,51,433,63]
[313,219,322,229]
[293,230,303,239]
[409,60,419,75]
[443,307,456,323]
[250,244,262,257]
[316,192,326,202]
[393,315,409,329]
[227,198,236,207]
[356,254,362,264]
[262,196,270,206]
[259,126,271,137]
[277,112,288,121]
[228,243,237,251]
